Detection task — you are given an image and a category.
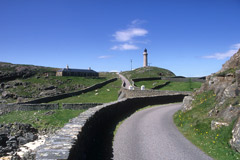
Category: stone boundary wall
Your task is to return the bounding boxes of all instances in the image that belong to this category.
[0,103,59,115]
[35,95,187,159]
[62,103,103,110]
[132,77,205,85]
[151,81,170,89]
[161,77,205,83]
[24,78,117,104]
[0,103,105,115]
[121,88,192,98]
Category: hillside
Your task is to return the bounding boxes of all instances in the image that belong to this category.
[0,62,114,103]
[121,66,175,81]
[175,49,240,159]
[0,62,58,81]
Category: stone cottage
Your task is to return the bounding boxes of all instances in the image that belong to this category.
[56,65,99,77]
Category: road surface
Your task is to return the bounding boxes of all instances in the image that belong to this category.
[113,103,213,160]
[118,73,131,89]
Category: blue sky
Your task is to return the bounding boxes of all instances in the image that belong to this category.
[0,0,240,76]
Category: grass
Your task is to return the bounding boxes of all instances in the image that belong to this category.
[121,66,175,81]
[174,91,240,160]
[6,76,108,102]
[50,79,122,104]
[159,81,202,91]
[134,80,168,89]
[0,109,86,133]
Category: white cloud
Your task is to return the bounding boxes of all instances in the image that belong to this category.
[111,19,148,51]
[113,28,148,42]
[129,19,146,27]
[111,44,139,50]
[98,55,112,59]
[203,43,240,60]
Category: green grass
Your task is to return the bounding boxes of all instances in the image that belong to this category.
[159,81,202,91]
[6,76,108,102]
[50,79,122,104]
[134,80,168,89]
[174,91,240,160]
[121,66,175,81]
[0,109,86,133]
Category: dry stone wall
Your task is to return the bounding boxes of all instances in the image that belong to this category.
[62,103,103,110]
[35,94,187,160]
[0,103,59,115]
[121,88,191,98]
[24,78,117,104]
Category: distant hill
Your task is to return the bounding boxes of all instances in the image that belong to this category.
[121,66,175,80]
[0,62,58,81]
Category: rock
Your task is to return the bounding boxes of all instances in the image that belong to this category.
[24,133,38,142]
[218,105,240,122]
[181,96,194,112]
[211,120,229,130]
[39,89,59,97]
[17,137,28,145]
[223,83,238,98]
[2,91,14,99]
[230,117,240,152]
[236,70,240,87]
[44,110,55,115]
[4,85,11,89]
[43,85,56,90]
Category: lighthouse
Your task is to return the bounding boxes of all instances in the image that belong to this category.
[143,48,148,67]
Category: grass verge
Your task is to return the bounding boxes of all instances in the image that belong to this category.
[134,80,168,89]
[159,81,202,91]
[174,91,240,160]
[0,109,86,133]
[50,79,122,104]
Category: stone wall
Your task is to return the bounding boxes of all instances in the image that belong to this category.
[121,88,191,98]
[35,95,186,159]
[0,103,59,115]
[24,78,117,104]
[0,103,104,115]
[62,103,103,110]
[132,77,205,84]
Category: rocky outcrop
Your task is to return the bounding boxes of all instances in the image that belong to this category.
[0,123,38,157]
[230,117,240,152]
[181,96,194,112]
[182,49,240,152]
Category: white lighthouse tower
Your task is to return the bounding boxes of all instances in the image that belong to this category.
[143,48,148,67]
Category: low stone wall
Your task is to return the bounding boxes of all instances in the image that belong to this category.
[151,81,170,89]
[0,103,59,115]
[62,103,103,110]
[0,103,104,116]
[35,95,186,159]
[161,77,205,83]
[121,88,191,98]
[24,78,117,104]
[132,77,205,84]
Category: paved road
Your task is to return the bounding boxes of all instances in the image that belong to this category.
[118,73,131,89]
[113,103,213,160]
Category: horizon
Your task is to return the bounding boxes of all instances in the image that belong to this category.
[1,0,240,76]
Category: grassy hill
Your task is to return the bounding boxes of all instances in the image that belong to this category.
[0,62,118,103]
[121,66,175,81]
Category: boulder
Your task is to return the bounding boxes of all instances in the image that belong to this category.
[218,105,240,122]
[230,117,240,152]
[181,96,194,112]
[211,120,229,130]
[2,91,14,99]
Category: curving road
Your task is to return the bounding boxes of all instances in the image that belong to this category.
[118,73,131,89]
[113,103,213,160]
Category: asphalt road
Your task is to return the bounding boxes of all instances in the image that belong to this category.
[118,73,131,89]
[113,103,213,160]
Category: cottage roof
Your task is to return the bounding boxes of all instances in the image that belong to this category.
[57,68,98,73]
